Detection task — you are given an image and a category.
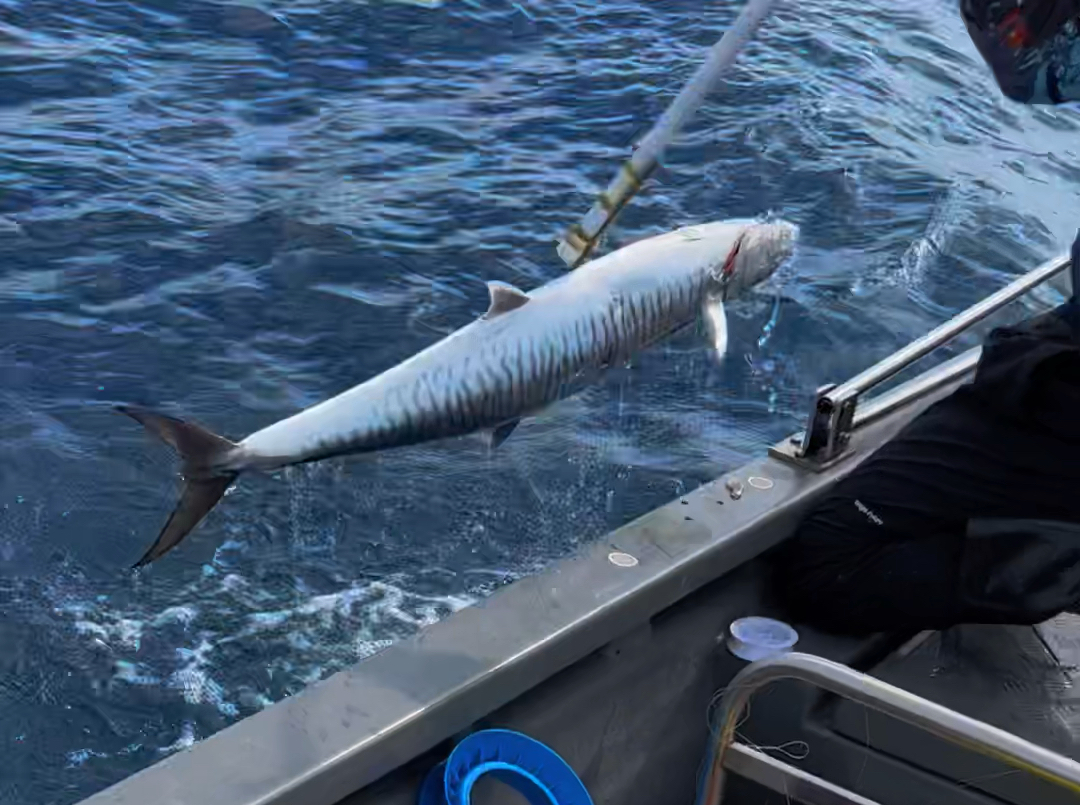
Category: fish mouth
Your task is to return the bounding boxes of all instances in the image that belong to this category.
[765,222,800,288]
[764,219,799,254]
[733,219,799,291]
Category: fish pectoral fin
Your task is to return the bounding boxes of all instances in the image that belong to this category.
[482,418,521,450]
[484,281,530,318]
[702,296,728,361]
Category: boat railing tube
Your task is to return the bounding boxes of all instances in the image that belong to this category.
[701,652,1080,805]
[795,252,1073,467]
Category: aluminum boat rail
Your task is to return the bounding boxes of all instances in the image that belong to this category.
[778,252,1075,469]
[702,652,1080,805]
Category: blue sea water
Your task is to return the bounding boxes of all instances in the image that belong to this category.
[0,0,1078,801]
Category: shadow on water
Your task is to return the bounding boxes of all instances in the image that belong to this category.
[1,0,1079,801]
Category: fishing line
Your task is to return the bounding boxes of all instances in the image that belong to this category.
[693,680,811,805]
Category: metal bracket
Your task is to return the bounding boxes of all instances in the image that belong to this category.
[799,383,857,466]
[766,383,857,471]
[767,431,855,473]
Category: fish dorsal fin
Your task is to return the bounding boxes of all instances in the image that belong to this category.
[484,280,529,318]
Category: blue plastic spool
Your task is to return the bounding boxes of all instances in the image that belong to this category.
[417,729,594,805]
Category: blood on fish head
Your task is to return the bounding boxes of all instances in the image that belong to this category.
[695,218,797,297]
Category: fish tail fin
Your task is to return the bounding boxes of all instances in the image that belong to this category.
[116,405,240,568]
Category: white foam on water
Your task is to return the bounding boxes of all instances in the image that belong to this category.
[46,567,481,736]
[158,722,198,755]
[66,748,109,769]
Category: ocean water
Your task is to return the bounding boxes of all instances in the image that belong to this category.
[0,0,1078,802]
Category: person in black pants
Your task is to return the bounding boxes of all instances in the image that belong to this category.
[774,234,1080,635]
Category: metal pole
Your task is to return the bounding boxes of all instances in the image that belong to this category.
[725,744,882,805]
[556,0,780,269]
[850,347,980,430]
[701,652,1080,805]
[826,252,1071,404]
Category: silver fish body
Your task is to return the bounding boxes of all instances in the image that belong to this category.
[235,218,796,469]
[118,217,797,566]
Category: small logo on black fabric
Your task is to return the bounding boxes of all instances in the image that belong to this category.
[854,499,884,526]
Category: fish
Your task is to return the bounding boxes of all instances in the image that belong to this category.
[119,217,798,567]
